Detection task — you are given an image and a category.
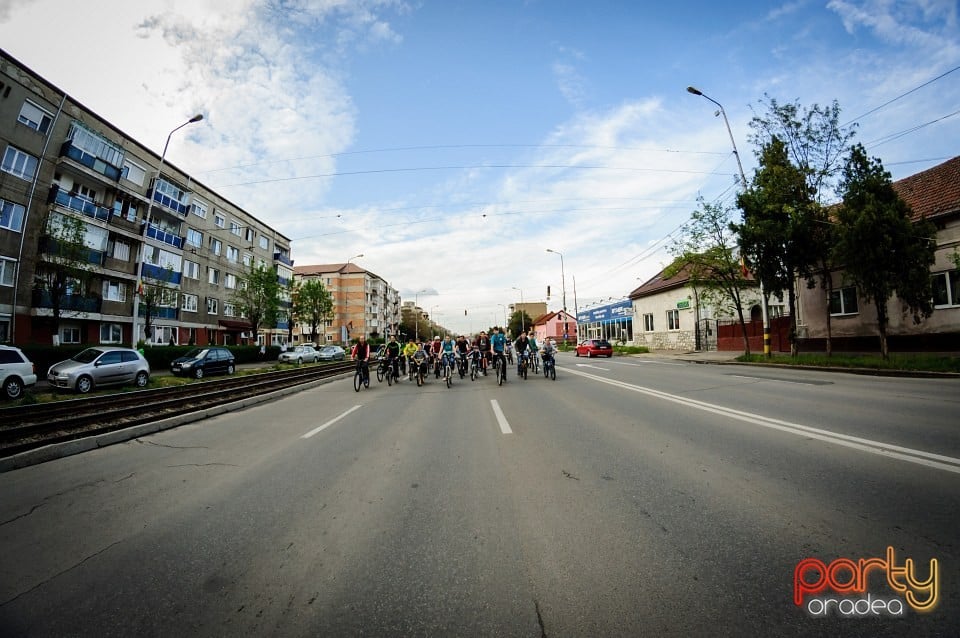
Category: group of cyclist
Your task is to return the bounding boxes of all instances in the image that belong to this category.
[352,328,559,386]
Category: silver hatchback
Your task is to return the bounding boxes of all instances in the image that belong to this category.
[47,347,151,394]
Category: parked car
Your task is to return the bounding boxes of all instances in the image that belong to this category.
[47,347,150,394]
[575,339,613,358]
[0,345,38,400]
[317,345,346,361]
[278,345,320,364]
[171,347,236,379]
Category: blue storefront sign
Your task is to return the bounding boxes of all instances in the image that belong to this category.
[577,299,633,324]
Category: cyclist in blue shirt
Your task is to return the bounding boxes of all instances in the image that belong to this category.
[491,327,508,380]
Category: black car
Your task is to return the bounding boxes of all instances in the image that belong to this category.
[170,347,236,379]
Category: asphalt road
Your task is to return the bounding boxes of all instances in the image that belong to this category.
[1,353,957,636]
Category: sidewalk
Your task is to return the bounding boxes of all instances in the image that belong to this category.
[638,349,741,363]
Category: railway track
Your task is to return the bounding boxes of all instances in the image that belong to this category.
[0,362,354,459]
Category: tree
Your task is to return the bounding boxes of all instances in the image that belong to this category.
[232,263,281,339]
[736,137,815,356]
[667,198,756,354]
[508,310,532,338]
[834,145,936,359]
[748,95,857,355]
[35,212,94,343]
[292,278,334,344]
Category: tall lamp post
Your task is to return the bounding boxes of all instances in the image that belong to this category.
[413,288,429,341]
[546,248,569,344]
[497,303,507,329]
[686,86,770,357]
[512,286,525,333]
[341,253,363,343]
[131,113,203,347]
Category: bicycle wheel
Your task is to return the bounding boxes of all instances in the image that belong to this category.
[353,371,362,392]
[376,365,384,383]
[551,366,556,381]
[387,369,393,386]
[446,369,452,388]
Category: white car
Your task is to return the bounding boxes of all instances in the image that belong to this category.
[278,345,320,364]
[0,345,38,400]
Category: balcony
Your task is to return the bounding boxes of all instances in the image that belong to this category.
[277,276,290,287]
[273,252,294,267]
[32,289,102,313]
[39,235,104,266]
[59,139,123,181]
[141,263,183,286]
[49,185,112,222]
[146,224,184,250]
[148,179,191,217]
[275,320,290,330]
[138,306,179,320]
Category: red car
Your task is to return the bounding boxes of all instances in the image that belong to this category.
[575,339,613,358]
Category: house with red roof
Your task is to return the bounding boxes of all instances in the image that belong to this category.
[529,310,577,345]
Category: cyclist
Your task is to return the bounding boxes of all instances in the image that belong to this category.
[403,338,419,378]
[514,331,532,376]
[475,331,491,375]
[541,336,557,373]
[431,336,444,377]
[455,335,470,376]
[491,327,507,380]
[528,333,540,370]
[384,334,401,381]
[352,334,371,387]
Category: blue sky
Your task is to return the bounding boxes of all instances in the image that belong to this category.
[1,0,958,335]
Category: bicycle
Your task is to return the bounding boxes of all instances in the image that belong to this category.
[456,351,468,379]
[469,350,481,381]
[376,357,388,383]
[542,351,556,381]
[518,351,529,380]
[353,359,370,392]
[441,352,455,389]
[530,350,540,375]
[494,351,507,386]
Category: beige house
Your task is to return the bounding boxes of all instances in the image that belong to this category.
[796,156,960,352]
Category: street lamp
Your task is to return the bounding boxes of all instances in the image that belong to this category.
[512,286,524,332]
[131,113,203,347]
[687,85,770,357]
[546,248,569,343]
[413,288,429,341]
[497,303,507,329]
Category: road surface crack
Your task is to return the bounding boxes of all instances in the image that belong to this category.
[136,439,209,450]
[561,470,580,480]
[534,598,548,637]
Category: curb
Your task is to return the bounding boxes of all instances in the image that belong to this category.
[677,358,960,379]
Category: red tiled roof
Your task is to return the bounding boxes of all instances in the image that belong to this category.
[892,156,960,221]
[629,263,695,299]
[294,263,369,276]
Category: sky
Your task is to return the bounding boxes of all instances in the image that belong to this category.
[1,0,958,335]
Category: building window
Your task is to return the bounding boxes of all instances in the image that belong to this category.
[932,270,960,308]
[214,212,225,228]
[182,293,198,312]
[224,273,237,289]
[183,260,200,280]
[110,239,131,262]
[229,221,242,236]
[643,313,654,332]
[102,279,127,302]
[208,267,220,285]
[226,246,239,263]
[0,258,15,287]
[210,238,222,255]
[18,100,54,134]
[149,325,177,346]
[1,199,26,232]
[121,160,146,186]
[245,227,255,242]
[60,326,81,344]
[206,297,219,314]
[243,253,253,268]
[829,286,859,316]
[666,309,680,331]
[259,236,269,250]
[224,303,235,317]
[186,229,203,248]
[191,200,208,219]
[100,323,123,344]
[2,146,39,181]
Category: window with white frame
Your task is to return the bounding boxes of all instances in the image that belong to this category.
[229,221,242,236]
[186,228,203,248]
[18,100,53,134]
[243,253,253,268]
[259,235,269,250]
[829,286,859,316]
[226,246,240,262]
[183,260,200,280]
[245,227,255,243]
[643,313,654,332]
[191,200,208,219]
[223,303,235,317]
[2,146,39,181]
[206,297,218,314]
[224,273,237,289]
[158,288,178,307]
[150,325,177,346]
[1,199,25,232]
[100,323,123,344]
[208,267,220,285]
[102,279,127,302]
[666,309,680,331]
[110,239,131,262]
[0,258,15,287]
[214,212,225,228]
[60,326,81,344]
[932,270,960,308]
[182,293,198,312]
[210,238,222,255]
[121,160,146,186]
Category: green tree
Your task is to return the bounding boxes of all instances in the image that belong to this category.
[233,262,281,339]
[736,137,815,356]
[35,212,94,343]
[667,198,755,354]
[508,310,532,338]
[834,145,936,359]
[292,278,333,344]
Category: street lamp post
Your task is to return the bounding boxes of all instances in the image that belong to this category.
[687,86,770,357]
[546,248,569,343]
[497,303,507,329]
[512,286,524,333]
[341,254,363,343]
[131,113,203,348]
[413,288,429,341]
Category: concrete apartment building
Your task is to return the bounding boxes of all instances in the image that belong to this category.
[0,49,292,347]
[293,263,400,345]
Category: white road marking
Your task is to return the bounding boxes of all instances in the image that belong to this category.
[302,405,362,438]
[575,364,610,371]
[617,360,685,367]
[565,367,960,475]
[490,399,513,434]
[728,374,821,385]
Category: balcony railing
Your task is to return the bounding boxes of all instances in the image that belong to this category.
[59,140,123,181]
[49,185,112,222]
[278,276,290,287]
[32,289,102,313]
[141,263,183,286]
[273,252,294,267]
[146,224,185,250]
[148,183,191,217]
[138,306,179,320]
[39,235,104,265]
[275,320,290,330]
